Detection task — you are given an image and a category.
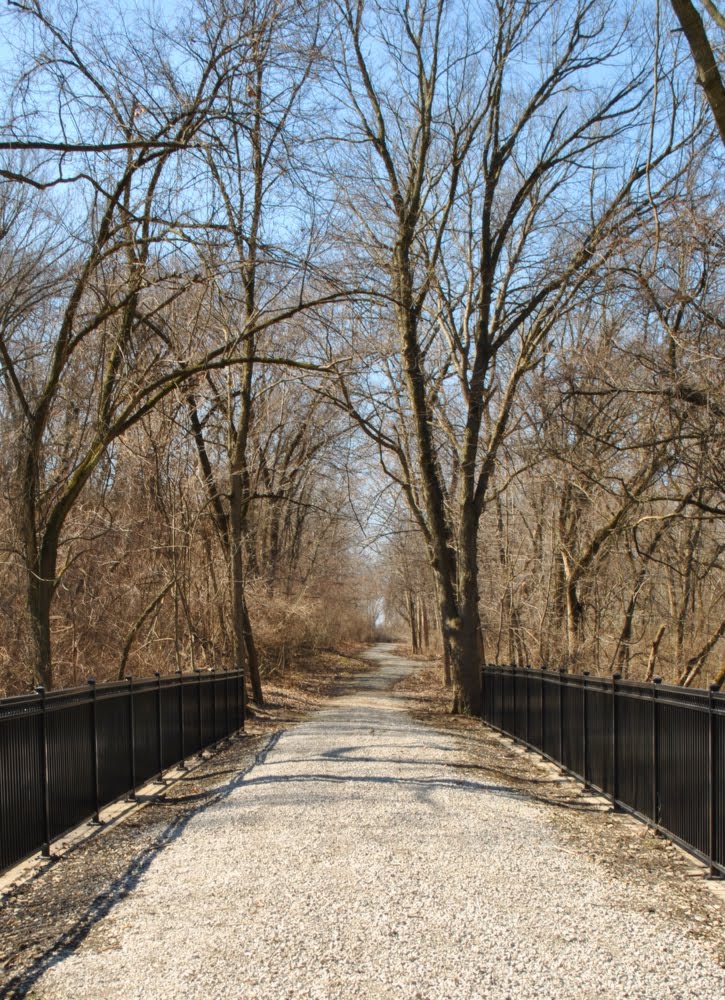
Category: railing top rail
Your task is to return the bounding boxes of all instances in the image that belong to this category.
[0,667,243,721]
[481,663,724,704]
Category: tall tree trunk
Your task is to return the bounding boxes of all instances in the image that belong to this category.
[230,463,262,705]
[22,444,57,689]
[448,516,483,715]
[447,606,482,715]
[432,596,452,686]
[27,558,55,689]
[241,591,260,698]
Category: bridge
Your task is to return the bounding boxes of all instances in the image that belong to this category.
[1,646,722,998]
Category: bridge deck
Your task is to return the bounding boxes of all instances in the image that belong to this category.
[35,646,725,999]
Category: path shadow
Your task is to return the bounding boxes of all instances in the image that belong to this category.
[237,752,604,814]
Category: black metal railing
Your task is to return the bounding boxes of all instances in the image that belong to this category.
[481,665,725,876]
[0,669,244,874]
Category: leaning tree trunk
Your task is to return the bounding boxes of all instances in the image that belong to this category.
[562,562,585,668]
[27,560,55,690]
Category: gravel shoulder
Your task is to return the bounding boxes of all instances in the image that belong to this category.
[6,645,725,999]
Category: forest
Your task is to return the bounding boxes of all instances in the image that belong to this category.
[0,0,722,712]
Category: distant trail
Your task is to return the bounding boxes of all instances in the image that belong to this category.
[36,644,724,999]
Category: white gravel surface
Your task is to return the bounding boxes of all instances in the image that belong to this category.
[37,645,725,999]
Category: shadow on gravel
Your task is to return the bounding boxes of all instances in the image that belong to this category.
[237,767,604,813]
[2,732,282,999]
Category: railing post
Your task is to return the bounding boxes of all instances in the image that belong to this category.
[612,672,622,811]
[652,677,662,826]
[224,668,230,738]
[35,685,51,857]
[88,678,102,824]
[525,665,530,749]
[709,683,720,877]
[155,671,164,781]
[177,669,187,771]
[241,660,248,729]
[126,676,137,800]
[496,665,505,732]
[211,667,217,746]
[493,669,498,729]
[541,666,546,755]
[237,669,244,734]
[558,666,565,767]
[196,668,204,753]
[582,672,590,789]
[512,662,517,739]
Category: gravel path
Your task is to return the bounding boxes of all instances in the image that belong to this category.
[36,645,725,999]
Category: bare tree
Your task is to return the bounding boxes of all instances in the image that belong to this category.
[329,0,696,711]
[0,0,340,686]
[182,0,331,703]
